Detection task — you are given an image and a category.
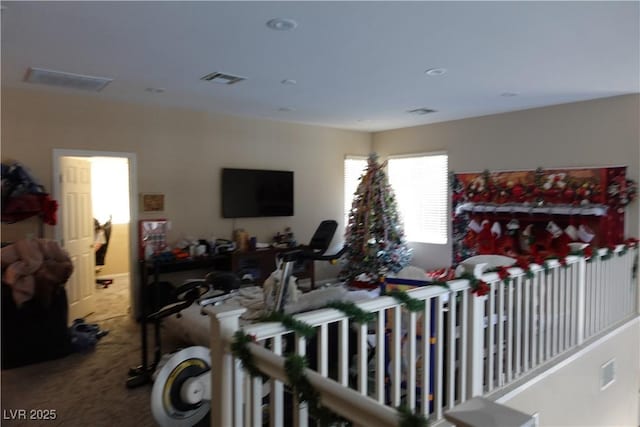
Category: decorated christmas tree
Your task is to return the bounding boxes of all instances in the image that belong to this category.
[341,153,412,282]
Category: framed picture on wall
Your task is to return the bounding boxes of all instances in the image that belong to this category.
[141,193,165,212]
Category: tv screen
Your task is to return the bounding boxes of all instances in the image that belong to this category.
[222,168,294,218]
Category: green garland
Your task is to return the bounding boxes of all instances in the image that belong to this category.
[397,405,429,427]
[260,311,317,338]
[230,330,263,378]
[385,288,425,312]
[327,300,375,324]
[284,354,344,426]
[430,280,450,289]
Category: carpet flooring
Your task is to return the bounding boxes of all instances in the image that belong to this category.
[1,279,187,427]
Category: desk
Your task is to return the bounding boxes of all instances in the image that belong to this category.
[230,247,315,288]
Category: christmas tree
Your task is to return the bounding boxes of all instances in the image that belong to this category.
[341,153,412,282]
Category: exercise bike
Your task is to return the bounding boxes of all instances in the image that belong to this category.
[150,222,344,427]
[126,270,242,389]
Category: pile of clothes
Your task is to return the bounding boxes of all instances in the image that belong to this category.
[1,162,58,225]
[1,238,73,306]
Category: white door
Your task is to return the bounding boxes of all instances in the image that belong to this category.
[60,156,95,321]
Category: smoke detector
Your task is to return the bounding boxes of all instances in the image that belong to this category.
[24,67,112,92]
[200,72,246,85]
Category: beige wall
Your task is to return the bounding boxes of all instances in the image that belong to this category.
[1,87,372,280]
[373,94,640,270]
[496,319,640,427]
[3,88,638,278]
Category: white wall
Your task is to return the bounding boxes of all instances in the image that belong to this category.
[495,319,640,427]
[373,94,640,271]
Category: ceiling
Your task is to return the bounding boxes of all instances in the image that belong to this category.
[1,1,638,132]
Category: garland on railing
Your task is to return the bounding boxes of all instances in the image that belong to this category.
[284,354,345,426]
[457,272,490,296]
[260,311,317,338]
[326,300,375,324]
[231,322,430,426]
[397,405,429,427]
[230,330,263,378]
[385,288,425,312]
[467,238,640,292]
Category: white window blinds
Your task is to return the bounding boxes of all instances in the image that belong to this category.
[387,153,448,244]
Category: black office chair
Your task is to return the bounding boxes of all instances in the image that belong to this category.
[308,220,338,254]
[292,220,339,288]
[95,217,113,288]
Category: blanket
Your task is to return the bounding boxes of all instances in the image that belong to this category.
[1,238,73,306]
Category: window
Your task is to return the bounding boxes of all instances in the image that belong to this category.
[344,156,368,227]
[387,153,448,244]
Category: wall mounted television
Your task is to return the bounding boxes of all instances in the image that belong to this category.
[222,168,294,218]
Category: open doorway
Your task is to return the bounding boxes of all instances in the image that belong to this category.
[52,149,138,322]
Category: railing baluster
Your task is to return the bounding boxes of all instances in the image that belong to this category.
[234,359,245,426]
[392,305,402,407]
[514,276,522,378]
[459,289,469,403]
[421,299,432,416]
[523,274,530,373]
[536,269,544,366]
[577,258,586,346]
[598,255,604,333]
[319,324,328,377]
[294,336,308,427]
[487,284,495,393]
[497,280,505,387]
[467,287,485,400]
[545,267,552,361]
[434,295,445,420]
[447,292,457,410]
[506,279,514,383]
[357,321,368,396]
[270,335,283,427]
[376,310,386,404]
[338,318,349,387]
[251,373,262,427]
[408,310,417,410]
[571,263,580,346]
[553,266,560,357]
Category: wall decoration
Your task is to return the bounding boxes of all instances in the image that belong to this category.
[138,219,169,260]
[141,193,165,212]
[451,166,637,265]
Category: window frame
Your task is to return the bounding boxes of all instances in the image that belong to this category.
[387,151,449,245]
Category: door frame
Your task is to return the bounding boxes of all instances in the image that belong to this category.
[52,149,139,317]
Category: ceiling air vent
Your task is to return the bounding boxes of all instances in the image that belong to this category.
[24,67,112,92]
[200,72,246,85]
[407,108,437,115]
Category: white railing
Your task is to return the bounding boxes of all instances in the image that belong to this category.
[207,246,638,427]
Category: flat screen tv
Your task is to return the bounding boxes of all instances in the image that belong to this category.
[222,168,294,218]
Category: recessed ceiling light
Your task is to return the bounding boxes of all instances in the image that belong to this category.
[501,92,519,97]
[266,18,298,31]
[425,68,447,76]
[281,79,297,85]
